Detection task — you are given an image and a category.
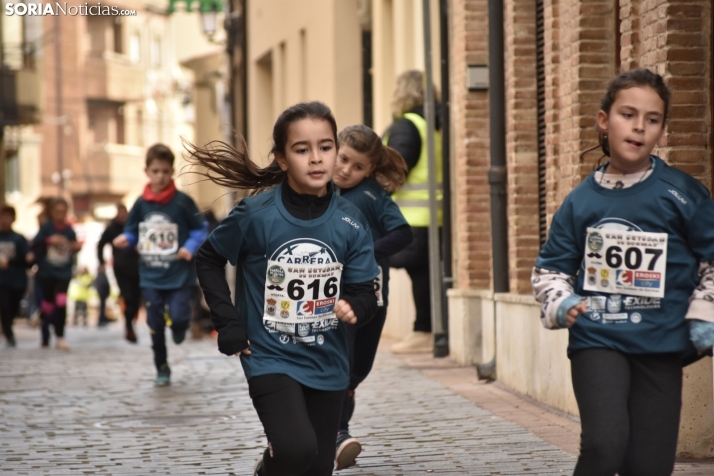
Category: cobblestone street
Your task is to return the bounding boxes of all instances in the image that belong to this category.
[0,320,712,475]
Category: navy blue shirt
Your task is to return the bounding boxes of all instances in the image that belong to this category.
[0,230,29,289]
[124,191,206,290]
[338,177,408,306]
[536,156,714,355]
[209,185,379,391]
[32,221,77,281]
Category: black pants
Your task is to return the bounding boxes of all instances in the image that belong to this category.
[0,286,25,341]
[249,374,344,476]
[389,226,433,332]
[38,277,70,343]
[115,267,140,333]
[340,306,388,431]
[571,348,683,476]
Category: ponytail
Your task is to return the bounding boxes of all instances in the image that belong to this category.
[182,136,285,196]
[338,124,407,193]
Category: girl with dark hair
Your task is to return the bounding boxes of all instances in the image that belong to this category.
[331,124,413,469]
[31,197,82,349]
[532,68,714,475]
[189,101,379,476]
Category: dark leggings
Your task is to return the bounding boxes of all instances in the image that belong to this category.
[38,277,70,343]
[115,268,141,333]
[249,374,344,476]
[390,227,432,332]
[0,286,25,341]
[340,306,388,431]
[571,348,683,476]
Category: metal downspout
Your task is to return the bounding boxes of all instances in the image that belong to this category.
[477,0,508,381]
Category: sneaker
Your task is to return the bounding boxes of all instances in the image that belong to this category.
[55,338,70,350]
[252,455,264,476]
[390,331,434,354]
[155,364,171,386]
[171,327,187,345]
[335,431,362,470]
[125,328,138,344]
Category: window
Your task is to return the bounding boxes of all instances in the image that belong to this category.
[150,37,161,68]
[5,152,20,194]
[129,33,140,64]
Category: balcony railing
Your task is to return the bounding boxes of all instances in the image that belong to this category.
[85,51,145,102]
[86,142,145,196]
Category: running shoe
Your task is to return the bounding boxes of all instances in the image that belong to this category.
[171,326,186,344]
[55,338,70,350]
[252,455,264,476]
[125,328,138,344]
[335,431,362,470]
[155,364,171,386]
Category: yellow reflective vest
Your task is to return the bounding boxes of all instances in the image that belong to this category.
[387,112,443,227]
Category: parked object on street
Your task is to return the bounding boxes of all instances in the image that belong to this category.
[113,144,208,385]
[532,69,714,475]
[188,101,379,476]
[332,124,412,469]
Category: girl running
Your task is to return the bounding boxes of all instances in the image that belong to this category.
[31,197,82,349]
[331,124,412,470]
[189,102,379,476]
[532,68,714,475]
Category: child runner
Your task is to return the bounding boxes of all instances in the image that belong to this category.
[0,205,34,347]
[331,124,412,470]
[532,68,714,476]
[70,266,93,326]
[189,102,379,476]
[31,197,82,349]
[113,144,207,386]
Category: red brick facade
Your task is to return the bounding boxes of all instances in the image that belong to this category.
[449,0,712,294]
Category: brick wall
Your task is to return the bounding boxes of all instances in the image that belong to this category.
[635,0,712,188]
[503,0,539,293]
[450,0,493,290]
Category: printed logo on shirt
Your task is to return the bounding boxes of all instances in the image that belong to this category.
[315,298,336,315]
[267,265,286,285]
[280,310,290,319]
[297,323,311,337]
[266,298,277,317]
[616,270,634,286]
[606,295,622,313]
[586,296,606,312]
[270,238,337,264]
[297,301,315,316]
[316,335,325,345]
[279,334,290,344]
[623,296,661,310]
[600,269,609,278]
[588,232,603,252]
[603,313,628,321]
[590,311,601,321]
[342,216,360,229]
[630,312,642,324]
[634,271,661,289]
[280,300,290,310]
[311,318,339,332]
[668,189,687,205]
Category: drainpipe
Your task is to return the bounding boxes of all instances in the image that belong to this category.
[437,0,452,358]
[477,0,508,381]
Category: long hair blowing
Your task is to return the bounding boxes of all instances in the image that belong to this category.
[183,101,338,196]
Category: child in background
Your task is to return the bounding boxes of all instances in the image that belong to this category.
[70,266,93,326]
[113,144,207,386]
[0,205,34,347]
[532,68,714,475]
[188,102,379,476]
[331,124,413,469]
[31,197,82,349]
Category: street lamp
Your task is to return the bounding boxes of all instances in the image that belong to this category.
[168,0,224,40]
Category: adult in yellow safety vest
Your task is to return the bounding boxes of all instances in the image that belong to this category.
[383,70,442,354]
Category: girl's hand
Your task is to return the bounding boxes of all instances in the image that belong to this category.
[113,235,129,249]
[234,340,251,356]
[566,300,588,327]
[334,299,357,325]
[177,247,193,261]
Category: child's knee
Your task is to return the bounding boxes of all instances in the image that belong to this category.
[55,293,67,308]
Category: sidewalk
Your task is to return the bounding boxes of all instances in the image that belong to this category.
[0,321,712,474]
[386,338,714,475]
